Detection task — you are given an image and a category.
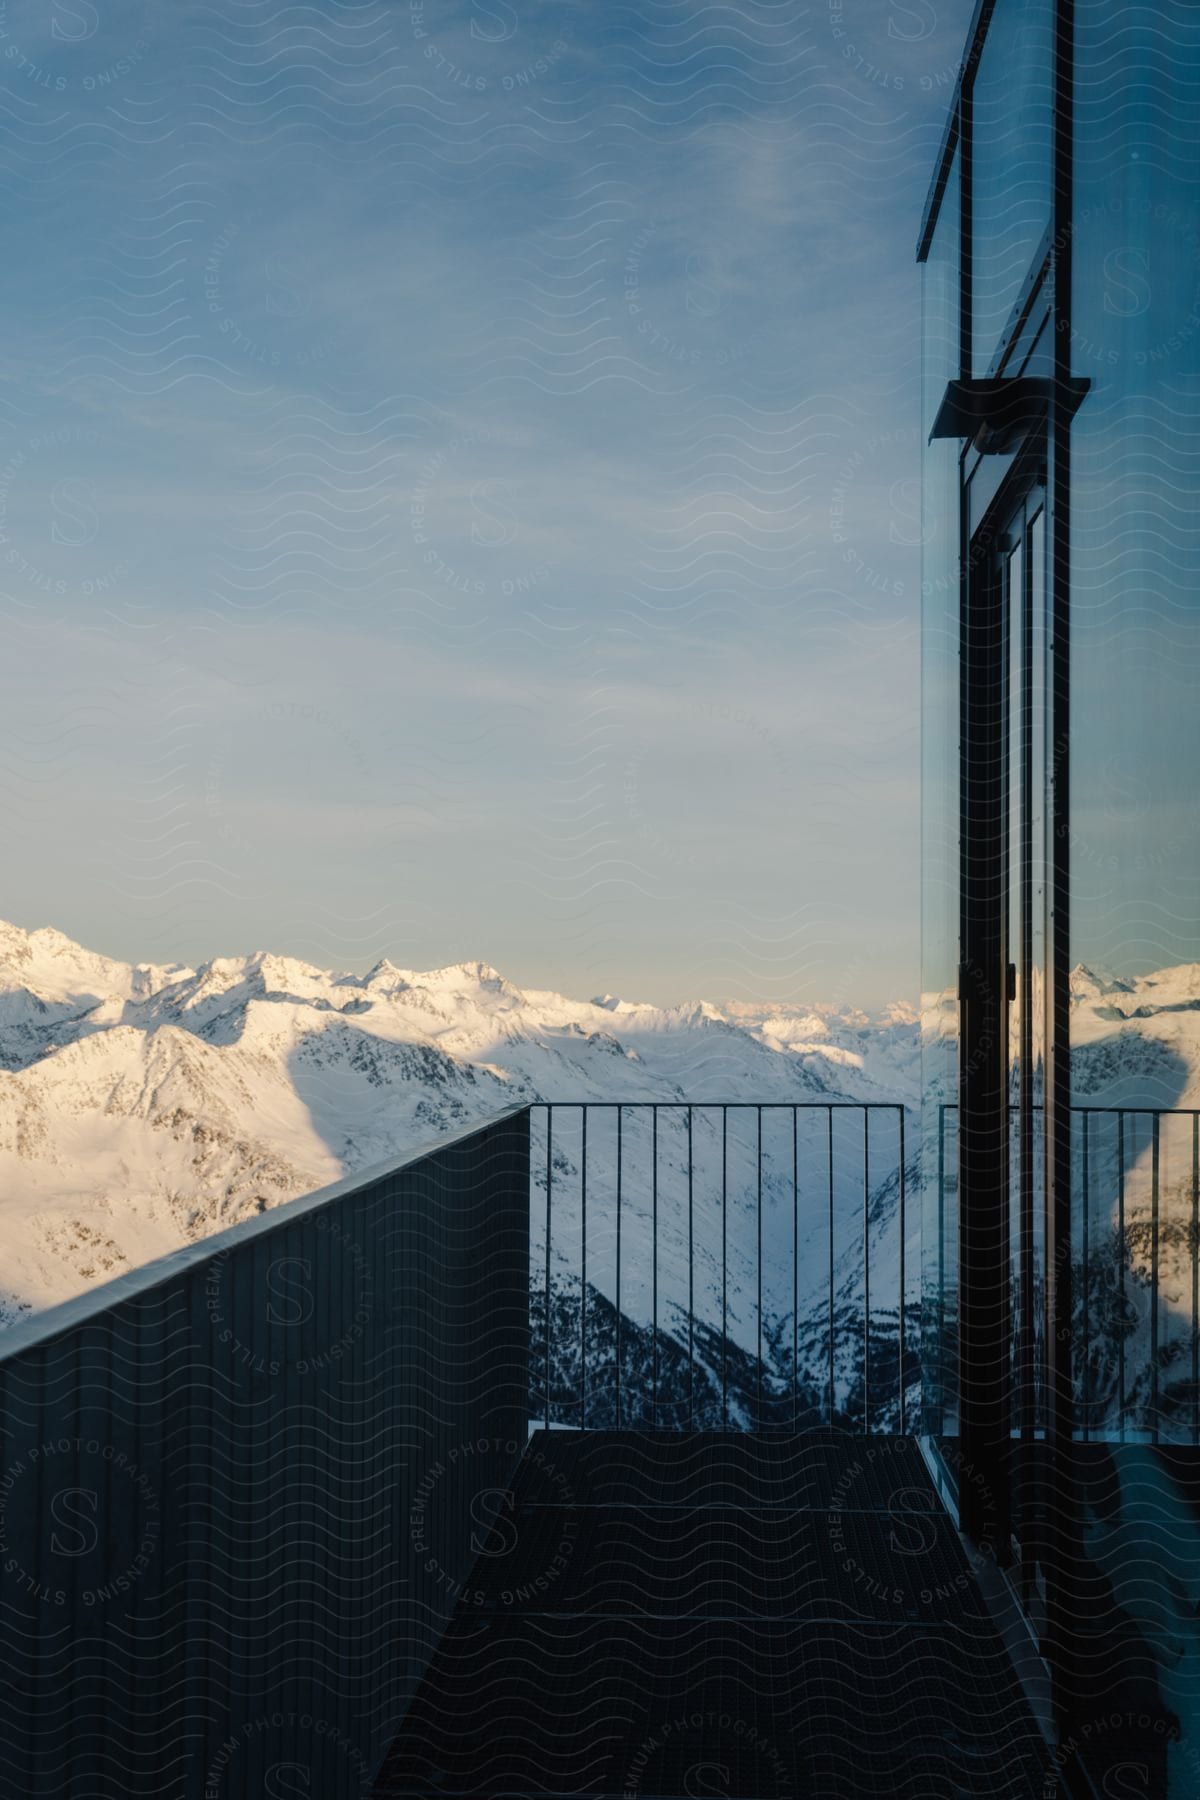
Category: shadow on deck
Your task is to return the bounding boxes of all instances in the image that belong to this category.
[374,1431,1049,1799]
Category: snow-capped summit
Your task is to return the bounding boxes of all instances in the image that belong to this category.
[2,916,1195,1395]
[1070,963,1136,1001]
[0,918,919,1327]
[362,957,410,992]
[0,918,188,1008]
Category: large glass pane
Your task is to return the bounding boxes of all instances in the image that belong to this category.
[1070,0,1200,1435]
[998,492,1051,1616]
[1006,536,1025,1431]
[1027,508,1047,1432]
[920,151,961,1440]
[971,0,1054,370]
[1067,4,1200,1790]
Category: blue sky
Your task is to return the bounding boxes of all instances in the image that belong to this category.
[0,0,971,1008]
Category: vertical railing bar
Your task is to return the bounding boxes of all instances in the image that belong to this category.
[898,1104,906,1436]
[1151,1111,1160,1442]
[1118,1110,1126,1442]
[616,1104,623,1430]
[581,1104,588,1431]
[1019,1084,1031,1439]
[688,1105,694,1430]
[757,1106,763,1431]
[937,1102,946,1431]
[828,1107,835,1425]
[545,1105,552,1432]
[863,1108,870,1433]
[1193,1113,1199,1448]
[722,1107,728,1430]
[1081,1111,1089,1442]
[793,1108,799,1431]
[652,1106,659,1430]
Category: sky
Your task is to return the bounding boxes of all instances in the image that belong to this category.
[0,0,973,1010]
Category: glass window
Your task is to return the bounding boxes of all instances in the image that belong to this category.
[971,0,1055,371]
[920,149,961,1439]
[1069,0,1200,1382]
[1067,4,1200,1790]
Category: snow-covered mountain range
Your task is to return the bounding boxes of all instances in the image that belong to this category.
[0,919,916,1330]
[1,918,1195,1436]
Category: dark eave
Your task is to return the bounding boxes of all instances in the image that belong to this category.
[929,374,1090,453]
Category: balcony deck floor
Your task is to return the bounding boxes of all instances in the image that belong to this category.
[373,1431,1049,1799]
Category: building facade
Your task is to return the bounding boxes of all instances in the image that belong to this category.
[919,0,1200,1789]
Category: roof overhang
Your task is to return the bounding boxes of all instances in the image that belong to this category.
[929,376,1090,455]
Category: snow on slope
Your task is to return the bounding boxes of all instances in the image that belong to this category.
[0,920,916,1327]
[1071,962,1200,1110]
[1,915,1195,1430]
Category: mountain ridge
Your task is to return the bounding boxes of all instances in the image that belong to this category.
[1,915,1196,1420]
[0,917,916,1326]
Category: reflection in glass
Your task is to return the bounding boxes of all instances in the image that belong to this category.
[971,0,1054,370]
[1067,5,1200,1788]
[920,153,961,1438]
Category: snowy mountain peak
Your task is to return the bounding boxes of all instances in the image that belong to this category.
[0,919,189,1012]
[425,959,517,994]
[881,1000,919,1026]
[363,957,409,990]
[1070,963,1136,1000]
[0,917,925,1325]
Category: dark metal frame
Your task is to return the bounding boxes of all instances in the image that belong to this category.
[919,0,1083,1736]
[1005,487,1047,1453]
[959,453,1037,1550]
[916,0,997,265]
[1042,0,1078,1734]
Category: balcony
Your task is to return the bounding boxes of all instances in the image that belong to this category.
[6,1099,1191,1797]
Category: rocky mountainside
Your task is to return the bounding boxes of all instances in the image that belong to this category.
[0,920,917,1330]
[2,920,1194,1437]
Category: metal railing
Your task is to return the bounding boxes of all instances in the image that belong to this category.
[529,1102,914,1435]
[928,1101,1200,1443]
[0,1096,925,1795]
[1077,1105,1200,1443]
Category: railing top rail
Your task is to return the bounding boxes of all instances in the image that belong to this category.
[536,1100,907,1109]
[0,1103,531,1366]
[937,1102,1200,1116]
[1071,1105,1200,1116]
